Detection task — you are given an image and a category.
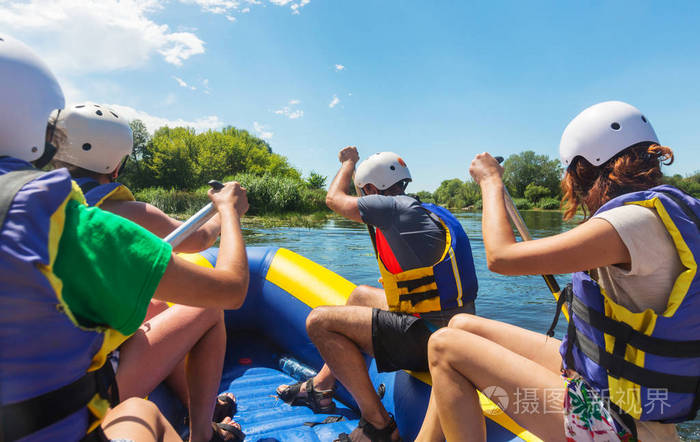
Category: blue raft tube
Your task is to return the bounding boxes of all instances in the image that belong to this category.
[149,247,539,441]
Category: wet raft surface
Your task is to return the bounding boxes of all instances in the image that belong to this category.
[152,333,361,441]
[152,332,525,441]
[221,337,359,441]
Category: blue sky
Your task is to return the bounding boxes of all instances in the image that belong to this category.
[3,0,699,191]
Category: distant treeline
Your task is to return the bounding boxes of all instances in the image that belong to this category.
[414,151,700,211]
[120,120,329,216]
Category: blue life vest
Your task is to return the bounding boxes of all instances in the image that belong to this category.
[560,185,700,423]
[0,158,123,441]
[371,202,478,313]
[74,177,134,207]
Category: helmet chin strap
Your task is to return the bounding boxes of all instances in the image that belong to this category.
[32,109,61,169]
[32,142,56,169]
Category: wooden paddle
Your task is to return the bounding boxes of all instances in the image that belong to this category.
[493,156,567,321]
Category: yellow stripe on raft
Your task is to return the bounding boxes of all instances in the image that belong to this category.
[266,248,356,307]
[407,371,541,442]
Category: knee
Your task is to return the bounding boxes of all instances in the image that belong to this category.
[305,307,332,339]
[347,285,371,306]
[427,328,458,368]
[200,306,224,327]
[116,397,160,418]
[448,313,478,331]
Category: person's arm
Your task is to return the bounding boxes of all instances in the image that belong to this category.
[326,146,363,223]
[101,200,221,253]
[153,182,249,309]
[469,152,631,276]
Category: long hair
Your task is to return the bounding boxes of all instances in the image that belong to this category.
[561,143,674,221]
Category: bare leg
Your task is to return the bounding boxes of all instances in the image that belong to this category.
[306,305,397,436]
[414,392,444,442]
[101,398,181,442]
[428,325,566,442]
[186,312,227,442]
[116,305,227,442]
[417,315,563,441]
[446,314,562,372]
[143,300,191,406]
[279,285,387,401]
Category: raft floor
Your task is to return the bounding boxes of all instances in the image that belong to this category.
[151,332,524,441]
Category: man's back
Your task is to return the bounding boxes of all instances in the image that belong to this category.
[358,194,445,270]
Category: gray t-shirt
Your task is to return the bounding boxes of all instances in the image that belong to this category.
[357,194,446,270]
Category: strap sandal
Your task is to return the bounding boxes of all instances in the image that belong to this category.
[276,378,336,413]
[213,393,237,422]
[210,421,245,442]
[335,415,399,442]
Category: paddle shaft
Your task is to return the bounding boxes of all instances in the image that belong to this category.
[163,180,224,248]
[493,156,562,296]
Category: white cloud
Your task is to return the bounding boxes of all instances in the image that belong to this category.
[183,0,307,19]
[334,64,345,71]
[0,0,205,73]
[329,95,340,109]
[173,76,197,90]
[108,104,224,133]
[274,99,304,119]
[253,121,274,140]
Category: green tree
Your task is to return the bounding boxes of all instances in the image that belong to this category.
[503,151,562,198]
[130,119,150,160]
[119,119,153,189]
[306,171,327,189]
[524,183,550,203]
[433,178,481,209]
[663,172,700,198]
[413,190,435,204]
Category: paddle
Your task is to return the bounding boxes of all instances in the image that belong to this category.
[493,156,567,320]
[163,180,224,248]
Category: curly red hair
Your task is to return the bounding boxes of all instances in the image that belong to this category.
[561,143,674,221]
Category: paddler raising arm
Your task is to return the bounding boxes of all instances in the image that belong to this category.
[416,101,691,442]
[277,145,480,442]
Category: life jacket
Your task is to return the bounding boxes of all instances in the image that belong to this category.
[559,185,700,424]
[0,157,126,441]
[74,177,135,207]
[370,202,478,313]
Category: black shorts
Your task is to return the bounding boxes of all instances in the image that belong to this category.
[371,302,476,373]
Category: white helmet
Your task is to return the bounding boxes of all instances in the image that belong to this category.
[354,152,412,191]
[559,101,659,167]
[52,103,133,173]
[0,34,64,162]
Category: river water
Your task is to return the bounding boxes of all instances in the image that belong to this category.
[241,210,699,440]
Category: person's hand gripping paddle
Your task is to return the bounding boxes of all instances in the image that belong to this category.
[493,156,568,328]
[163,180,225,248]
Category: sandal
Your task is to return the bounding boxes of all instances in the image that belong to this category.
[210,421,245,442]
[335,416,399,442]
[213,393,237,422]
[276,378,336,413]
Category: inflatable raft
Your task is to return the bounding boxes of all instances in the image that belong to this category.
[150,247,539,441]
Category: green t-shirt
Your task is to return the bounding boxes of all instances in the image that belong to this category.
[54,200,172,335]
